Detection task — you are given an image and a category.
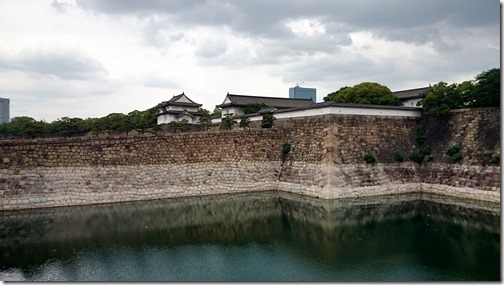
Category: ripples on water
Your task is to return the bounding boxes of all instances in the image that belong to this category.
[0,192,500,281]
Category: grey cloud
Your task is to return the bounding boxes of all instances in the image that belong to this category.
[194,40,228,58]
[51,0,71,13]
[252,33,351,65]
[0,49,108,80]
[73,0,498,93]
[75,0,204,16]
[76,0,500,79]
[279,54,378,84]
[141,76,181,89]
[75,0,499,40]
[169,33,185,41]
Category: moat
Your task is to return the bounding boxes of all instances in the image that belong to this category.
[0,191,499,281]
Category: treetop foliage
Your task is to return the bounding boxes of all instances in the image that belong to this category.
[220,113,237,130]
[325,82,401,106]
[418,68,500,115]
[244,103,267,114]
[0,106,158,139]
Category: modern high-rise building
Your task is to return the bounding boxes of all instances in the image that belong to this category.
[0,97,10,123]
[289,86,316,102]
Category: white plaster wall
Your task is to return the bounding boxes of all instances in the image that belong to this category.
[242,105,422,122]
[178,115,200,124]
[157,114,176,124]
[158,113,202,124]
[402,99,422,107]
[326,106,421,117]
[222,107,244,117]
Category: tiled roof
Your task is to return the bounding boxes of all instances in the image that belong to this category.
[158,92,202,108]
[393,87,430,100]
[216,93,314,108]
[155,110,203,117]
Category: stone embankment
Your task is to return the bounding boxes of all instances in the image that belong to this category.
[0,108,500,210]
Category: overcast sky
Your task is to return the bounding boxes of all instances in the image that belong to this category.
[0,0,500,122]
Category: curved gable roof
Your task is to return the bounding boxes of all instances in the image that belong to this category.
[158,92,202,108]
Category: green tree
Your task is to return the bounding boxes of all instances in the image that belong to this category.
[89,117,107,136]
[7,116,35,137]
[418,68,500,115]
[100,113,132,134]
[244,103,267,114]
[143,107,159,131]
[472,68,500,108]
[198,107,213,131]
[199,116,213,131]
[178,119,190,132]
[0,122,8,138]
[197,107,211,118]
[417,82,459,116]
[118,113,134,135]
[211,107,222,117]
[221,114,237,130]
[239,116,251,129]
[261,114,276,128]
[167,119,190,133]
[24,120,48,138]
[323,86,350,101]
[167,121,179,133]
[7,116,49,138]
[52,117,88,137]
[128,110,143,133]
[328,82,400,105]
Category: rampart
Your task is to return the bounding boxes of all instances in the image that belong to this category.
[0,108,500,210]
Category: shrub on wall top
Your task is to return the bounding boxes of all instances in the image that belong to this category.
[261,114,276,129]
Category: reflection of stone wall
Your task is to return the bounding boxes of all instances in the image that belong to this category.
[0,192,283,247]
[0,192,498,251]
[0,109,500,210]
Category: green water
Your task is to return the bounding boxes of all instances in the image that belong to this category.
[0,192,500,281]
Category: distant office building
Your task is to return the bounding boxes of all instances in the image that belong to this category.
[289,86,316,102]
[0,97,9,123]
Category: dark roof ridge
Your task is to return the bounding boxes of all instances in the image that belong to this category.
[226,93,313,101]
[393,86,430,93]
[166,91,198,104]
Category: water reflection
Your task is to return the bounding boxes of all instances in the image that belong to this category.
[0,192,500,281]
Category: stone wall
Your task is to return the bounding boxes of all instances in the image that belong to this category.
[418,108,500,201]
[0,126,327,210]
[0,109,500,211]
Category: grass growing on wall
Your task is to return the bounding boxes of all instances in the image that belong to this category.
[364,152,376,164]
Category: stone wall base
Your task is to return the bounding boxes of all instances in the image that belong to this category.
[419,183,500,203]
